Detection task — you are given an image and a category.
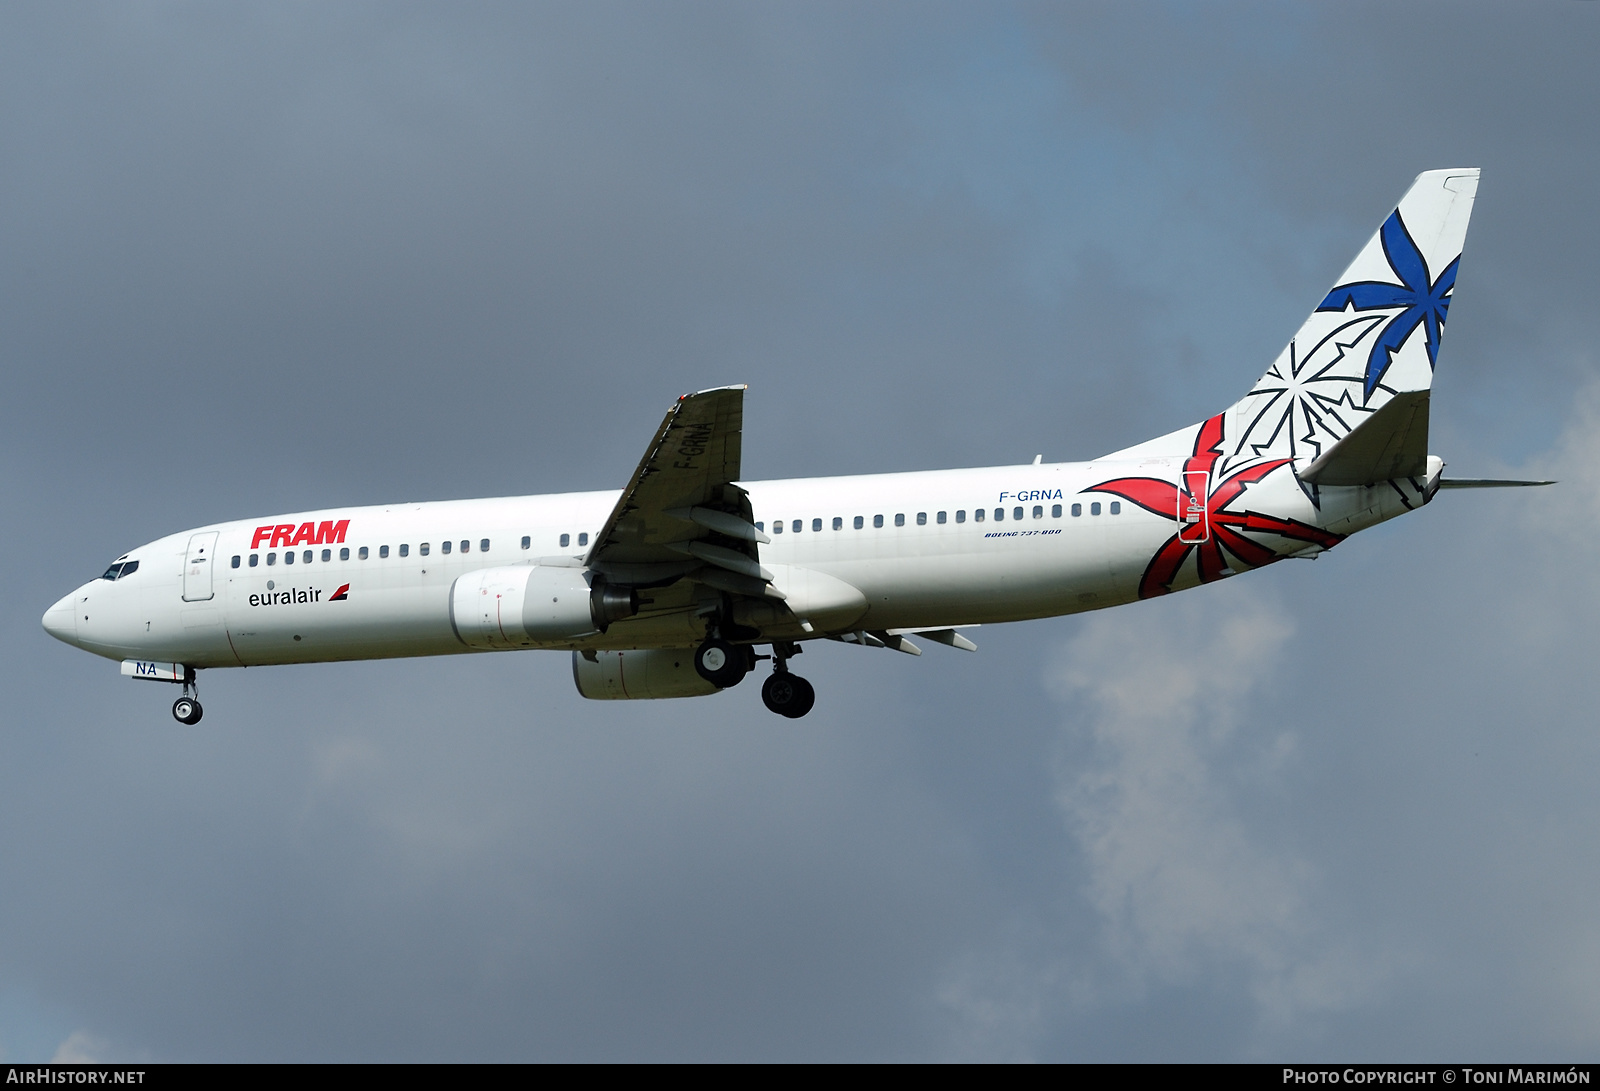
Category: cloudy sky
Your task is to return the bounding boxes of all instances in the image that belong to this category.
[4,1,1598,1061]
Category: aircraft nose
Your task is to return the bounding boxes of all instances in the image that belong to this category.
[42,592,78,645]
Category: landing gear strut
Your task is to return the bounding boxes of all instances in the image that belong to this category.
[761,641,815,718]
[172,668,203,725]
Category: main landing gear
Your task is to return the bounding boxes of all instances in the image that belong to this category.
[691,636,816,718]
[171,668,203,725]
[761,671,814,719]
[761,640,814,719]
[693,636,751,689]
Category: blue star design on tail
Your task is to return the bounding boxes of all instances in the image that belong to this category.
[1316,210,1458,398]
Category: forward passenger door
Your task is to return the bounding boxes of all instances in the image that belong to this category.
[183,532,219,602]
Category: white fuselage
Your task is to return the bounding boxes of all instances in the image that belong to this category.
[42,456,1413,671]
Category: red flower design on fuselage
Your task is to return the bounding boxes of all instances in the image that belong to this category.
[1089,414,1344,599]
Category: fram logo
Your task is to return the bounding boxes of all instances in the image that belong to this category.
[251,519,350,550]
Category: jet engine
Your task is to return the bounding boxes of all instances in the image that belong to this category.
[571,648,721,700]
[449,565,638,649]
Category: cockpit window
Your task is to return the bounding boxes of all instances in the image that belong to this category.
[99,559,139,581]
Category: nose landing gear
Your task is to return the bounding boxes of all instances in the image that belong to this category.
[171,668,203,724]
[761,641,814,719]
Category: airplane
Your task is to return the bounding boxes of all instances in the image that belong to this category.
[42,168,1549,724]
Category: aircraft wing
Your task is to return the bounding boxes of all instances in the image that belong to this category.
[586,385,779,598]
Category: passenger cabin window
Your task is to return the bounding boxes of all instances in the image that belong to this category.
[420,543,430,556]
[1013,507,1023,521]
[1052,504,1062,518]
[831,517,842,531]
[379,545,389,558]
[231,555,240,568]
[560,533,570,548]
[1032,506,1043,519]
[249,554,259,567]
[956,510,965,523]
[578,532,588,547]
[521,536,531,550]
[794,520,803,533]
[322,549,332,562]
[772,521,783,534]
[267,552,277,565]
[873,515,883,528]
[339,547,349,560]
[441,541,452,554]
[460,540,469,553]
[755,522,765,532]
[358,547,368,560]
[855,516,865,530]
[896,513,906,527]
[1072,503,1082,517]
[304,550,313,564]
[1091,502,1102,516]
[1110,502,1121,515]
[481,539,489,553]
[284,551,295,565]
[916,512,927,525]
[994,508,1004,522]
[974,509,984,522]
[812,519,822,532]
[399,544,409,557]
[936,511,946,524]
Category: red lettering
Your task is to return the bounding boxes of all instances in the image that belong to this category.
[313,519,350,545]
[256,519,348,549]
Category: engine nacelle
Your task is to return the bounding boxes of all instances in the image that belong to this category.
[571,648,721,700]
[449,566,638,649]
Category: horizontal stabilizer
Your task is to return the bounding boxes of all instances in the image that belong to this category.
[1300,389,1429,486]
[1436,478,1555,489]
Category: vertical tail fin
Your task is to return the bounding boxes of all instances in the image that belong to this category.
[1108,169,1479,468]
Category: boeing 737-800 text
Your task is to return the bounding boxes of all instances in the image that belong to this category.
[42,169,1546,723]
